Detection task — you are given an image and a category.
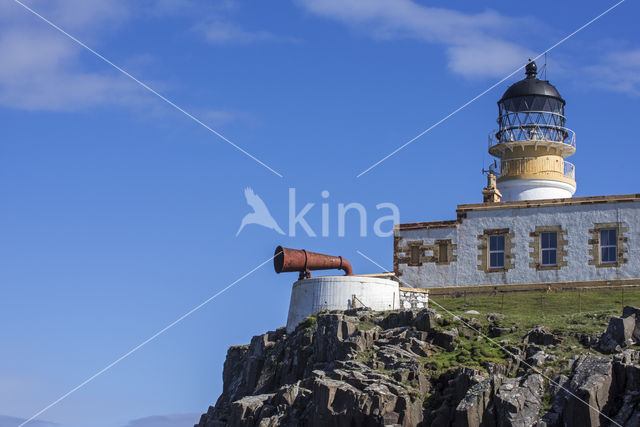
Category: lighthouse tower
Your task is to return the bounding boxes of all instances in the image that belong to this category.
[488,60,576,201]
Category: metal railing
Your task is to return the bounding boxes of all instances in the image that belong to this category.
[564,161,575,179]
[489,124,576,149]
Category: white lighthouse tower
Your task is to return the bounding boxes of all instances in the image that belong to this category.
[488,60,576,201]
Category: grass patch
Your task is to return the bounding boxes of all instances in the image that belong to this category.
[431,289,639,340]
[357,348,375,363]
[424,336,507,374]
[424,289,640,370]
[356,320,376,331]
[375,367,393,375]
[298,314,317,332]
[540,391,553,416]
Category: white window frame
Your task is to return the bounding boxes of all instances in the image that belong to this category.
[540,231,558,267]
[600,229,618,264]
[489,235,505,269]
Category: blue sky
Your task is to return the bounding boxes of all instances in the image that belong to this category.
[1,0,639,426]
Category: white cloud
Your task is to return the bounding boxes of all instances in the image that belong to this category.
[0,28,142,111]
[199,20,287,44]
[40,0,129,32]
[0,0,142,111]
[200,108,240,126]
[149,0,294,45]
[295,0,536,78]
[0,0,289,112]
[585,48,640,96]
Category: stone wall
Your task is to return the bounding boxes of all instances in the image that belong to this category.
[395,196,640,288]
[398,287,429,310]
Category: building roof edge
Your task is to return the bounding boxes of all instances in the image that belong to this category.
[394,194,640,232]
[457,193,640,213]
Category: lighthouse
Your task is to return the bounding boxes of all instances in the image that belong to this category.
[392,59,639,289]
[488,60,576,201]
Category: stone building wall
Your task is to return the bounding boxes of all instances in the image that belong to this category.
[398,287,429,310]
[394,195,640,288]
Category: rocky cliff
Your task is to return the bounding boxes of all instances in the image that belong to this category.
[196,306,640,426]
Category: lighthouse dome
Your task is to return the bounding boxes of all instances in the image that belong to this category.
[499,61,565,113]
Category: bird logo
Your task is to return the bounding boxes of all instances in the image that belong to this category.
[236,187,285,236]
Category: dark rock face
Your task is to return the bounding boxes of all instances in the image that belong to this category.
[197,309,435,426]
[523,326,561,346]
[454,374,502,426]
[598,307,640,354]
[197,307,640,427]
[495,373,545,426]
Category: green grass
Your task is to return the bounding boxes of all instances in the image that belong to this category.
[426,288,640,374]
[298,314,317,332]
[356,348,375,363]
[540,391,553,416]
[356,320,376,331]
[421,336,507,374]
[431,289,640,338]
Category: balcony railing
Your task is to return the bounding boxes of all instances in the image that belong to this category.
[564,161,575,180]
[489,124,576,150]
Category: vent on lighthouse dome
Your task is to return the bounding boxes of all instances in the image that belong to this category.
[500,61,565,108]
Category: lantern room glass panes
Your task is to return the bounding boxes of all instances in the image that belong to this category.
[497,95,567,144]
[489,235,505,269]
[600,229,618,264]
[540,232,557,267]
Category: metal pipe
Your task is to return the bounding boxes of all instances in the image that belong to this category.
[274,246,353,279]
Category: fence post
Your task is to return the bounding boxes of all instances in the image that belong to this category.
[578,290,582,313]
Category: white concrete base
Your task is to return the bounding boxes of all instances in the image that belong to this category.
[497,179,576,201]
[286,276,400,333]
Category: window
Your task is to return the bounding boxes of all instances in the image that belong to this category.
[478,229,513,272]
[438,242,449,263]
[529,226,566,270]
[489,235,505,269]
[600,229,618,264]
[588,223,627,268]
[409,245,421,266]
[540,232,557,266]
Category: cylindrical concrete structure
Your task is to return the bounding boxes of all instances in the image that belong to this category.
[286,276,399,333]
[497,178,576,201]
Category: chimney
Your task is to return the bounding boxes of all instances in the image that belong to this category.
[482,173,502,203]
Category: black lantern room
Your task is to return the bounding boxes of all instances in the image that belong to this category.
[495,60,569,144]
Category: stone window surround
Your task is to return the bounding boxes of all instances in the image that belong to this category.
[434,239,457,265]
[394,238,458,273]
[529,225,568,271]
[477,228,515,273]
[408,241,423,266]
[588,222,629,268]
